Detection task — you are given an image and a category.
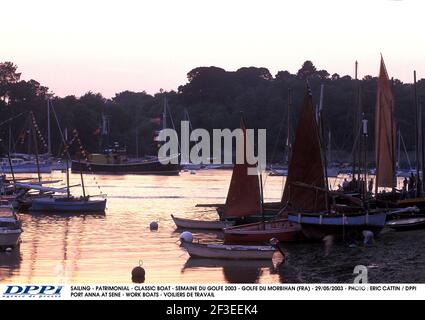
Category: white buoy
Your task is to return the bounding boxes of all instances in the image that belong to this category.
[180,231,193,243]
[5,247,13,253]
[150,221,159,231]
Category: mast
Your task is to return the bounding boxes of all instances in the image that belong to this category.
[135,126,139,158]
[6,150,16,191]
[47,99,52,156]
[421,97,425,195]
[30,112,41,183]
[78,153,86,198]
[162,95,167,131]
[362,115,368,201]
[318,85,330,211]
[259,173,265,230]
[65,152,70,198]
[8,123,12,154]
[328,130,332,165]
[353,61,359,178]
[397,129,401,171]
[414,71,420,196]
[286,88,292,163]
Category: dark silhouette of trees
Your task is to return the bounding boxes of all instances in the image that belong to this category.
[0,60,423,165]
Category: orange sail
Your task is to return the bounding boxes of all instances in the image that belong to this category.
[375,57,396,188]
[281,88,327,211]
[223,116,261,218]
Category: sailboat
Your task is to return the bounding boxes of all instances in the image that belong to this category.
[29,131,107,213]
[180,109,203,171]
[222,115,304,244]
[371,58,425,230]
[284,87,387,240]
[172,115,274,230]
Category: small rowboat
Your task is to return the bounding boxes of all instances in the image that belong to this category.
[171,214,235,230]
[386,217,425,231]
[180,241,277,260]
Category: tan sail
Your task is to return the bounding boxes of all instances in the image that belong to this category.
[223,116,261,218]
[282,88,327,211]
[375,57,396,188]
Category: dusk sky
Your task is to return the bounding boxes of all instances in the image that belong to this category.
[2,0,424,98]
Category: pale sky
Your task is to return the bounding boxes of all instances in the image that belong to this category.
[1,0,424,98]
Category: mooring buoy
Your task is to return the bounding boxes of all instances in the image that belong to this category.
[131,260,145,283]
[150,221,159,231]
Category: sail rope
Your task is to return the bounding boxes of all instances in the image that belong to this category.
[30,111,48,151]
[59,130,104,197]
[72,129,104,197]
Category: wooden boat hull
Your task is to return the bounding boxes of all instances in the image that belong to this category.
[181,241,276,260]
[30,197,106,213]
[386,217,425,231]
[223,219,304,244]
[71,159,180,175]
[171,214,235,230]
[288,212,387,240]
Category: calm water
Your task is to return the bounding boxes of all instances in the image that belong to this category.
[1,170,425,284]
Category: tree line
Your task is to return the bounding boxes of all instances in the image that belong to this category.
[0,60,424,164]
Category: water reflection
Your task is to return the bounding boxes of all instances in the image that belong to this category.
[2,171,425,283]
[182,258,275,283]
[18,212,105,283]
[0,249,22,282]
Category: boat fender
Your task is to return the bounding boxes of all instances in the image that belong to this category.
[131,260,145,283]
[150,221,159,231]
[180,231,193,243]
[5,247,13,253]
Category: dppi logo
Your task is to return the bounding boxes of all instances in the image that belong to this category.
[3,285,63,298]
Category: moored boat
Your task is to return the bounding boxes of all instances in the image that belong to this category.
[180,241,277,260]
[30,196,106,213]
[386,216,425,231]
[71,153,181,175]
[171,214,235,230]
[288,211,387,240]
[0,202,22,250]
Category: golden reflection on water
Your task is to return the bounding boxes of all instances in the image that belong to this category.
[0,169,294,284]
[1,170,417,284]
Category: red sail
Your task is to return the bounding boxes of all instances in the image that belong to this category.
[375,57,396,188]
[281,89,327,211]
[223,117,261,218]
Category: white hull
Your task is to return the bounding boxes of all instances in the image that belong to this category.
[171,214,235,230]
[181,241,276,260]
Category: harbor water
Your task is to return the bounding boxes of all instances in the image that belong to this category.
[1,170,425,284]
